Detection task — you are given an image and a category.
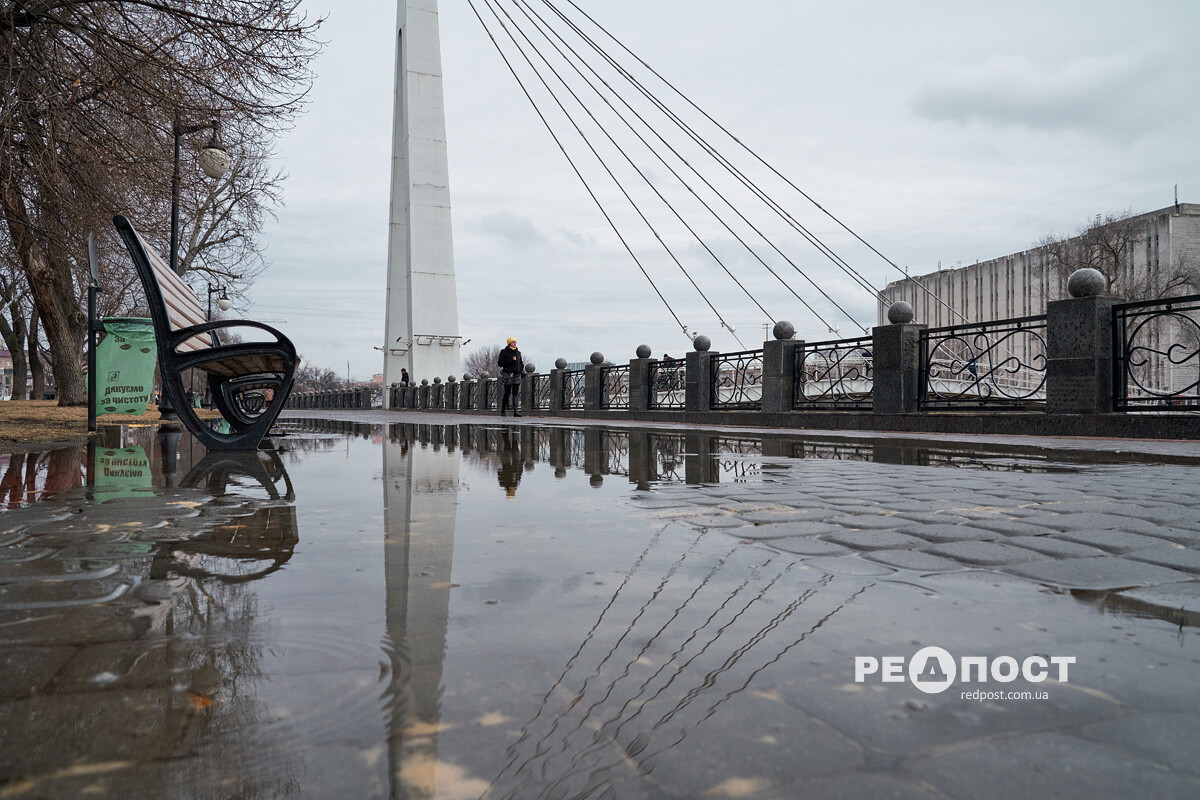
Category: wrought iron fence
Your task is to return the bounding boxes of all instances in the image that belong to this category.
[484,380,498,410]
[532,374,551,410]
[562,369,585,410]
[920,315,1048,409]
[600,364,630,409]
[649,357,686,409]
[711,349,764,410]
[465,381,477,408]
[433,383,444,409]
[1114,294,1200,412]
[793,335,874,409]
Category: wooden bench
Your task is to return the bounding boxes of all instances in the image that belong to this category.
[113,215,297,450]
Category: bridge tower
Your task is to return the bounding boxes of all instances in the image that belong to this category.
[382,0,461,404]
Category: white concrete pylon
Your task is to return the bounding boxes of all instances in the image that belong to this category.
[383,0,462,406]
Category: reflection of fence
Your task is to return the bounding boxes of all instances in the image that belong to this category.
[531,374,551,410]
[711,349,763,410]
[920,315,1048,409]
[1114,294,1200,411]
[600,365,630,409]
[563,369,585,410]
[794,336,873,410]
[650,357,686,409]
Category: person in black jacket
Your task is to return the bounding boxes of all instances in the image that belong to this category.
[497,337,523,416]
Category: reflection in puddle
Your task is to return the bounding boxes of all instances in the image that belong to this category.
[0,419,1198,798]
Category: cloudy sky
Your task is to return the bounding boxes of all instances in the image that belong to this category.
[252,0,1200,380]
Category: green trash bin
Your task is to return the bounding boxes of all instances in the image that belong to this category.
[93,317,157,416]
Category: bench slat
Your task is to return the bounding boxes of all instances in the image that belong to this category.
[133,230,211,352]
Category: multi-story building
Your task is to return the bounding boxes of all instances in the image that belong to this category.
[876,203,1200,399]
[878,203,1200,328]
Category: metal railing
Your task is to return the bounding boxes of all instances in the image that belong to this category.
[532,374,551,410]
[484,381,498,410]
[793,335,873,410]
[711,349,764,410]
[600,364,630,409]
[562,369,585,410]
[649,357,686,409]
[920,315,1048,409]
[1114,293,1200,412]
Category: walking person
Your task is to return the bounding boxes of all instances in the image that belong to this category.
[400,368,411,386]
[497,337,524,416]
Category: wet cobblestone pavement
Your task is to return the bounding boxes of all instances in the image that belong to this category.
[0,416,1197,798]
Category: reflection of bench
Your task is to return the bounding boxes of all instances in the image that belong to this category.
[113,215,296,450]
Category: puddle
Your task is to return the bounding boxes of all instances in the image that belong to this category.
[0,420,1198,798]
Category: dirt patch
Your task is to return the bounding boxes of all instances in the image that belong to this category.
[0,400,221,446]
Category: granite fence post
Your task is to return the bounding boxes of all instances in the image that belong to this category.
[1046,294,1116,414]
[872,323,926,414]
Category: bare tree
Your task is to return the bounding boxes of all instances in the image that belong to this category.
[1039,210,1200,301]
[292,358,339,392]
[462,345,503,379]
[0,1,323,405]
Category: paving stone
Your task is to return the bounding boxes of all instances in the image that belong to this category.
[738,510,820,525]
[821,530,927,552]
[1007,557,1192,591]
[894,522,999,543]
[1109,581,1200,623]
[780,772,952,800]
[799,556,896,577]
[1126,546,1200,575]
[1083,712,1200,775]
[890,512,975,526]
[968,518,1059,536]
[908,732,1200,800]
[767,537,852,557]
[926,540,1048,567]
[861,550,965,572]
[738,520,843,538]
[1003,536,1109,559]
[1143,526,1200,547]
[1032,512,1170,536]
[1119,504,1200,527]
[1055,529,1170,554]
[826,514,907,531]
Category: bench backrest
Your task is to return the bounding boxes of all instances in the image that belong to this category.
[124,224,212,353]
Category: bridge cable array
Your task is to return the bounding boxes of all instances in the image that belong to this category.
[468,0,966,344]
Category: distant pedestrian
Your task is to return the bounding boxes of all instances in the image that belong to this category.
[400,368,410,386]
[497,337,523,417]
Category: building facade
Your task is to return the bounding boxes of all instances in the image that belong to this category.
[878,204,1200,328]
[877,204,1200,399]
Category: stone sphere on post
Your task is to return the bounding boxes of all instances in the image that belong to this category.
[887,301,915,324]
[772,320,795,340]
[1068,268,1106,298]
[447,375,456,383]
[555,358,567,370]
[420,379,429,386]
[433,376,441,384]
[692,334,711,352]
[525,363,536,374]
[590,352,605,365]
[636,344,652,359]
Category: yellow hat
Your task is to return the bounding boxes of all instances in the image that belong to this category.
[507,337,516,344]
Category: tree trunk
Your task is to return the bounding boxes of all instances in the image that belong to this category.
[0,303,29,400]
[28,309,45,401]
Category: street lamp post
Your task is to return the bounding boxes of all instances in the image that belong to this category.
[161,117,230,419]
[200,283,232,409]
[170,119,230,275]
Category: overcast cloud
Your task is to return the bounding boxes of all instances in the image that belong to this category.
[251,0,1200,380]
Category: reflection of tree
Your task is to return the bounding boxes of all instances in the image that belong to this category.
[0,445,85,509]
[0,434,301,797]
